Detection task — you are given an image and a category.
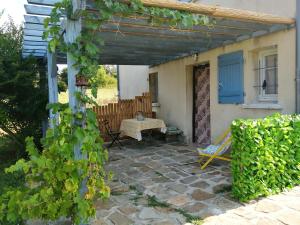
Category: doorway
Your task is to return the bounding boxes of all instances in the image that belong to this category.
[193,64,211,146]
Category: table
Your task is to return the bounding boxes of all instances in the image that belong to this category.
[120,118,167,141]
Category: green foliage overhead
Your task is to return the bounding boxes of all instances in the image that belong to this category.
[0,107,110,224]
[231,113,300,202]
[0,18,48,156]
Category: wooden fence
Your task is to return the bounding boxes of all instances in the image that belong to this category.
[93,92,152,136]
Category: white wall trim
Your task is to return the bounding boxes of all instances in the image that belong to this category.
[242,103,282,109]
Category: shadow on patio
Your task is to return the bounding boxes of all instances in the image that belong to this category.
[93,140,238,225]
[92,139,300,225]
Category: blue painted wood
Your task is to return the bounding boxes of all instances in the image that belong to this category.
[218,51,244,104]
[23,44,47,50]
[24,15,46,24]
[28,0,61,6]
[24,15,61,25]
[24,4,53,16]
[23,52,46,57]
[24,23,46,31]
[24,29,52,38]
[65,1,88,224]
[23,50,47,53]
[23,40,48,46]
[47,51,59,127]
[24,35,51,41]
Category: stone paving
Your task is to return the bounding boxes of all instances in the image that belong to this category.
[90,141,300,225]
[28,140,300,225]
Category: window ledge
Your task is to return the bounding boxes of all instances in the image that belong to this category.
[242,103,282,110]
[152,102,160,107]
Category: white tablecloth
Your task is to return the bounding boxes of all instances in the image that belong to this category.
[120,118,167,141]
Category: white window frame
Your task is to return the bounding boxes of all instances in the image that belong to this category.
[258,49,278,102]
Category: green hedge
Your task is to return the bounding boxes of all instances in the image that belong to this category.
[231,113,300,202]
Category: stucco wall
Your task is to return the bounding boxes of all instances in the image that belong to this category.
[195,0,296,18]
[119,65,149,99]
[150,28,296,143]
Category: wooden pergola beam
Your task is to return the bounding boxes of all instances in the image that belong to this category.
[26,0,295,24]
[121,0,295,25]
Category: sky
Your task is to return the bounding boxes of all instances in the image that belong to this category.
[0,0,27,25]
[0,0,69,68]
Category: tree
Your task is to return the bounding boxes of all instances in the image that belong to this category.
[103,65,117,78]
[0,17,48,156]
[58,67,68,92]
[96,65,117,88]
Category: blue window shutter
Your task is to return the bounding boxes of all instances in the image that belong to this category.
[218,51,244,104]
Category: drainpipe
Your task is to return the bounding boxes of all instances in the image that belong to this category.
[296,1,300,113]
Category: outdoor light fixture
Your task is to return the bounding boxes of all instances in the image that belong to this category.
[193,53,199,61]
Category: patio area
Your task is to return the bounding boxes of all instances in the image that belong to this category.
[90,140,300,225]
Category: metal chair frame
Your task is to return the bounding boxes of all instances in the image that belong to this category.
[103,120,123,149]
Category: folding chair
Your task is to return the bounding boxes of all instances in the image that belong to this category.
[103,119,123,149]
[197,128,232,170]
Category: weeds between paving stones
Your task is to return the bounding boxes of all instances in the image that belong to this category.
[129,185,143,206]
[174,208,203,224]
[146,195,171,208]
[111,191,124,196]
[146,195,202,224]
[129,185,138,191]
[154,171,165,177]
[129,185,203,224]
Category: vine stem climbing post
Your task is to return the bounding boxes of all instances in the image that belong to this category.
[65,0,88,224]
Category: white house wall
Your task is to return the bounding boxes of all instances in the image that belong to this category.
[195,0,296,17]
[118,65,149,99]
[150,28,296,143]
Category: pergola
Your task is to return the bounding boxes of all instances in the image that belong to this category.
[22,0,295,119]
[23,0,295,65]
[22,1,296,223]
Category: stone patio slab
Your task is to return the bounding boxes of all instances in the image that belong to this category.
[27,141,300,225]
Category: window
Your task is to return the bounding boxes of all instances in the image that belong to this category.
[258,49,278,101]
[149,73,158,103]
[218,51,244,104]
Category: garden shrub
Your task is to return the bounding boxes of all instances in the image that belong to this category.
[231,113,300,202]
[0,107,111,224]
[0,18,48,156]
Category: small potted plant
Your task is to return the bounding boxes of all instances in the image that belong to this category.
[76,75,89,87]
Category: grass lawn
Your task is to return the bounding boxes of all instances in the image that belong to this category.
[59,87,118,105]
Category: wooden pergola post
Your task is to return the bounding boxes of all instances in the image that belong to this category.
[65,0,88,224]
[47,50,59,127]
